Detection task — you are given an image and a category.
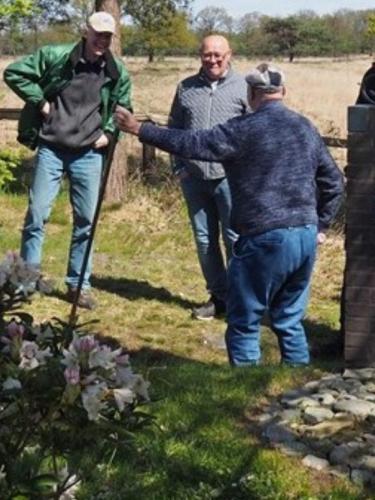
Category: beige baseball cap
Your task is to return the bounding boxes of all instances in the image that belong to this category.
[87,12,116,34]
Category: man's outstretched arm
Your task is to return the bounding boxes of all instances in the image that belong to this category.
[115,106,243,163]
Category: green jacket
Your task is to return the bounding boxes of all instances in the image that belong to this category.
[4,41,132,150]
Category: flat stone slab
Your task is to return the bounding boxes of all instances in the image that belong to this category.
[350,468,374,486]
[330,442,364,465]
[302,455,330,471]
[352,455,375,471]
[263,423,296,444]
[282,396,320,409]
[333,398,375,418]
[312,392,336,406]
[279,408,301,423]
[343,368,375,381]
[300,416,354,438]
[277,441,311,457]
[303,407,334,424]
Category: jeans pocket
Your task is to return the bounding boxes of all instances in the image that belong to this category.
[233,231,286,259]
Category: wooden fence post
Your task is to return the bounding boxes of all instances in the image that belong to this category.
[141,143,157,183]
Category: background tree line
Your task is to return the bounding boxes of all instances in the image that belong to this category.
[1,1,375,61]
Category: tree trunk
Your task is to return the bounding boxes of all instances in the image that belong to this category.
[95,0,128,203]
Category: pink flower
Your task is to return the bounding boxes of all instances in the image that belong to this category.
[6,321,25,340]
[64,366,81,386]
[72,335,98,353]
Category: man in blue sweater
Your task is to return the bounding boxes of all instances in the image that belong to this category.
[115,63,344,366]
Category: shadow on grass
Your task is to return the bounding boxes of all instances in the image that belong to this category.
[91,274,199,310]
[83,345,360,499]
[304,318,344,369]
[83,344,283,499]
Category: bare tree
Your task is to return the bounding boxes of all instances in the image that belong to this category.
[194,7,233,36]
[95,0,128,202]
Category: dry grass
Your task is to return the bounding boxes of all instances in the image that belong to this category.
[124,54,370,134]
[125,54,371,170]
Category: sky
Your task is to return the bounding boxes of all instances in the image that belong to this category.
[192,0,375,18]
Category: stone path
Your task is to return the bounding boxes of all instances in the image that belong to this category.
[255,368,375,488]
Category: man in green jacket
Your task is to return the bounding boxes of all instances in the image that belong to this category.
[4,12,132,309]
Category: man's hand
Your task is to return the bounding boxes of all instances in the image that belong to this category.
[41,101,50,118]
[93,134,109,149]
[317,232,327,245]
[114,106,141,136]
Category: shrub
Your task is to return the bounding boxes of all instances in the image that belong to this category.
[0,252,152,499]
[0,149,24,191]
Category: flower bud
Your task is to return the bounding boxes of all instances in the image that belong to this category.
[64,366,81,386]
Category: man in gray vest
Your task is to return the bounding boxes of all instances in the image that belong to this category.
[169,35,247,320]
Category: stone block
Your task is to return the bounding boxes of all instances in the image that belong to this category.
[346,194,375,212]
[344,329,375,367]
[344,303,375,317]
[344,289,371,306]
[346,211,375,226]
[345,226,375,245]
[347,132,373,150]
[348,105,375,133]
[346,243,375,258]
[345,256,375,272]
[344,270,375,288]
[346,164,375,182]
[348,148,375,163]
[346,179,375,196]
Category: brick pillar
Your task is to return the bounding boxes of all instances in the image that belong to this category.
[344,105,375,367]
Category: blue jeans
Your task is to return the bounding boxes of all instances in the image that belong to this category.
[21,144,103,289]
[225,225,317,366]
[180,175,237,301]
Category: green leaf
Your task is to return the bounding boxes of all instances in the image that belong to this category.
[31,473,59,492]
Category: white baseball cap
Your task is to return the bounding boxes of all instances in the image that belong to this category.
[87,12,116,34]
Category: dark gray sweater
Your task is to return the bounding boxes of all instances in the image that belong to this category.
[40,57,107,150]
[139,100,344,234]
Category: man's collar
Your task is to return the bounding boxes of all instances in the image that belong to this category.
[199,65,233,85]
[256,98,284,111]
[69,40,120,80]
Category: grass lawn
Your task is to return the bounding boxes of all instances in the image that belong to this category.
[0,180,367,500]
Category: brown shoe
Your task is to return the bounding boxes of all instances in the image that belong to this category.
[66,287,97,310]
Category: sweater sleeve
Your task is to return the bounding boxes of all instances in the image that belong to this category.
[139,116,244,164]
